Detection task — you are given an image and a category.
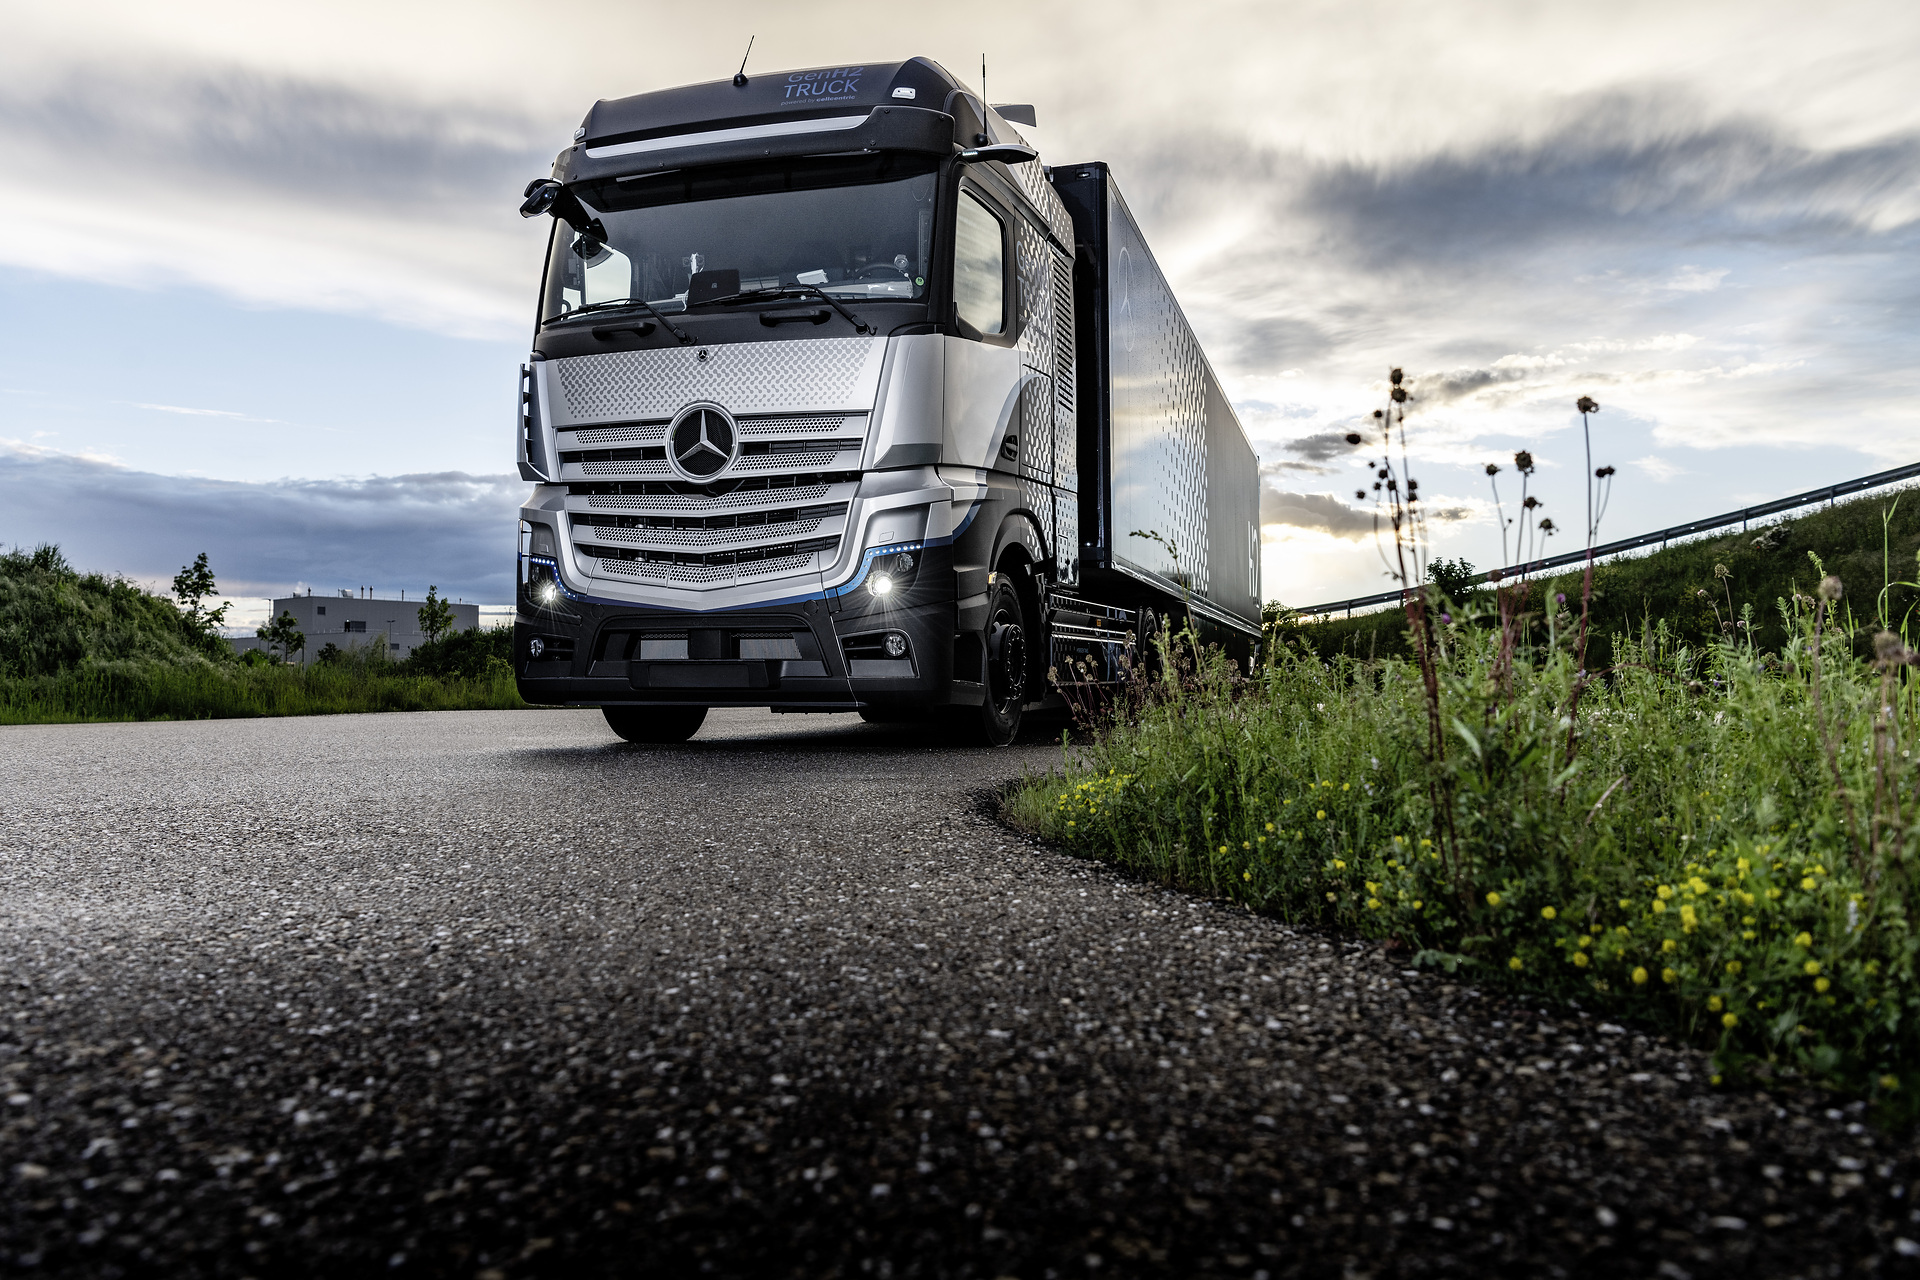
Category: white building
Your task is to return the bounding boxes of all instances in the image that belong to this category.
[231,590,480,665]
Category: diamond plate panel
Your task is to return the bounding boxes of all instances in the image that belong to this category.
[1011,159,1077,250]
[551,337,885,425]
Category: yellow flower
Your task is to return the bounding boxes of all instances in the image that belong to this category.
[1688,877,1710,895]
[1484,891,1501,907]
[1881,1075,1900,1091]
[1265,822,1276,832]
[1615,925,1631,936]
[1722,1012,1738,1028]
[1420,839,1432,848]
[1325,892,1337,902]
[1652,900,1667,915]
[1509,957,1524,971]
[1736,857,1750,873]
[1800,876,1817,891]
[1707,996,1723,1012]
[1680,904,1699,932]
[1243,870,1252,882]
[1662,967,1677,984]
[1815,977,1831,993]
[1367,898,1382,910]
[1618,898,1633,909]
[1342,782,1350,791]
[1413,900,1424,910]
[1656,884,1674,900]
[1541,906,1557,920]
[1366,881,1379,894]
[1725,960,1741,975]
[1333,859,1347,870]
[1219,845,1229,855]
[1803,959,1821,976]
[1316,810,1327,820]
[1572,951,1590,968]
[1242,841,1251,850]
[1661,939,1676,953]
[1742,931,1756,941]
[1631,967,1649,985]
[1794,932,1812,948]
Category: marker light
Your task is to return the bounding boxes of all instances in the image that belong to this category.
[870,573,895,598]
[883,632,909,659]
[529,636,546,658]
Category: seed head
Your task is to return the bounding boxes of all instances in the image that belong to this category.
[1372,409,1384,421]
[1485,463,1501,476]
[1522,495,1539,510]
[1818,575,1844,602]
[1355,490,1367,501]
[1576,395,1600,415]
[1595,465,1616,478]
[1874,630,1906,663]
[1344,432,1363,446]
[1514,450,1535,474]
[1539,518,1556,533]
[1390,386,1408,403]
[1390,368,1404,386]
[1714,564,1730,580]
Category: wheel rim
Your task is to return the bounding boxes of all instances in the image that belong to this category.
[987,616,1026,711]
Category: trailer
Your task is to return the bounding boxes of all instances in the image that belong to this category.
[512,56,1259,744]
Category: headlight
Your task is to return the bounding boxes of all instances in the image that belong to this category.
[870,573,895,598]
[538,581,559,604]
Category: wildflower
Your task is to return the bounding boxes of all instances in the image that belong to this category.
[1722,1012,1739,1028]
[1618,899,1632,909]
[1631,967,1649,986]
[1316,810,1327,820]
[1325,892,1337,902]
[1577,395,1599,414]
[1707,996,1723,1012]
[1265,822,1275,832]
[1815,977,1831,993]
[1725,961,1741,975]
[1803,959,1821,976]
[1420,839,1432,848]
[1661,939,1676,953]
[1736,857,1750,874]
[1541,906,1557,920]
[1818,575,1843,602]
[1742,931,1756,941]
[1365,881,1379,894]
[1615,926,1630,936]
[1243,870,1252,882]
[1656,885,1674,900]
[1800,876,1817,891]
[1794,932,1812,948]
[1573,952,1590,968]
[1651,900,1667,915]
[1509,957,1524,971]
[1881,1075,1900,1092]
[1367,898,1382,910]
[1413,900,1423,909]
[1662,967,1677,984]
[1219,845,1229,855]
[1680,904,1698,932]
[1486,891,1502,907]
[1589,924,1603,935]
[1333,859,1346,870]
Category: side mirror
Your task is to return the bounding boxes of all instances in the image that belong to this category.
[956,143,1038,167]
[520,179,561,219]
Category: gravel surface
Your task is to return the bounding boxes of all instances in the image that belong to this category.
[1,708,1916,1278]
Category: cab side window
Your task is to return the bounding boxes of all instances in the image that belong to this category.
[952,190,1006,337]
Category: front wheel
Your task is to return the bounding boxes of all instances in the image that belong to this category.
[603,705,707,744]
[966,575,1029,746]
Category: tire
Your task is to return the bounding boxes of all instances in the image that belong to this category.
[967,575,1029,746]
[602,704,707,744]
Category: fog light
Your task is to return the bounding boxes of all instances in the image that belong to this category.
[883,632,909,659]
[529,636,546,658]
[870,572,895,598]
[538,581,559,604]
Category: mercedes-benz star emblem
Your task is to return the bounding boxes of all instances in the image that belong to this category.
[668,403,737,480]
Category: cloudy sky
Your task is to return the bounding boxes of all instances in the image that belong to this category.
[2,0,1917,623]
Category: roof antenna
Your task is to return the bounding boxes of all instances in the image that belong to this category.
[981,53,987,105]
[733,35,755,86]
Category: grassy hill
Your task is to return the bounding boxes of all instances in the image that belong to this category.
[1278,485,1920,667]
[0,545,524,723]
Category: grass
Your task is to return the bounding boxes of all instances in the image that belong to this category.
[1282,484,1920,669]
[0,544,528,724]
[1009,516,1920,1108]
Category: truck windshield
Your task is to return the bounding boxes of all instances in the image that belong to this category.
[541,153,938,322]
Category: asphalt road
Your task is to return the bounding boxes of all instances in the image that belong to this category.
[1,708,1915,1279]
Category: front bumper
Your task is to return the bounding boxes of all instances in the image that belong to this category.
[514,559,956,710]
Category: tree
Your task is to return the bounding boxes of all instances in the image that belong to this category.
[257,610,305,664]
[171,552,229,636]
[417,585,455,645]
[1426,557,1480,604]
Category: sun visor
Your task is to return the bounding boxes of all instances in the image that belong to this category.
[559,106,955,184]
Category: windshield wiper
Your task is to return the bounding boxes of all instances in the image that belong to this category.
[545,297,694,345]
[693,285,873,335]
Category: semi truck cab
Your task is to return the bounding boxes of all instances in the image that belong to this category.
[514,57,1258,744]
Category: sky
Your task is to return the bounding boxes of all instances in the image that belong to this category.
[2,0,1918,626]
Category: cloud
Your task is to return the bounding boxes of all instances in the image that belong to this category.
[1281,430,1367,463]
[0,443,521,600]
[1260,486,1377,540]
[0,58,556,338]
[1632,454,1684,482]
[134,403,279,423]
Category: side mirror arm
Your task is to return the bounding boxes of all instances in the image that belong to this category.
[955,143,1038,166]
[518,179,604,238]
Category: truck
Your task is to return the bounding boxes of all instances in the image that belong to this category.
[513,56,1260,745]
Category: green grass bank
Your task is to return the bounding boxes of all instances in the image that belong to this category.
[1008,510,1920,1106]
[0,545,524,724]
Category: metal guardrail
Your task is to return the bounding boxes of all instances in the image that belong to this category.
[1290,460,1920,618]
